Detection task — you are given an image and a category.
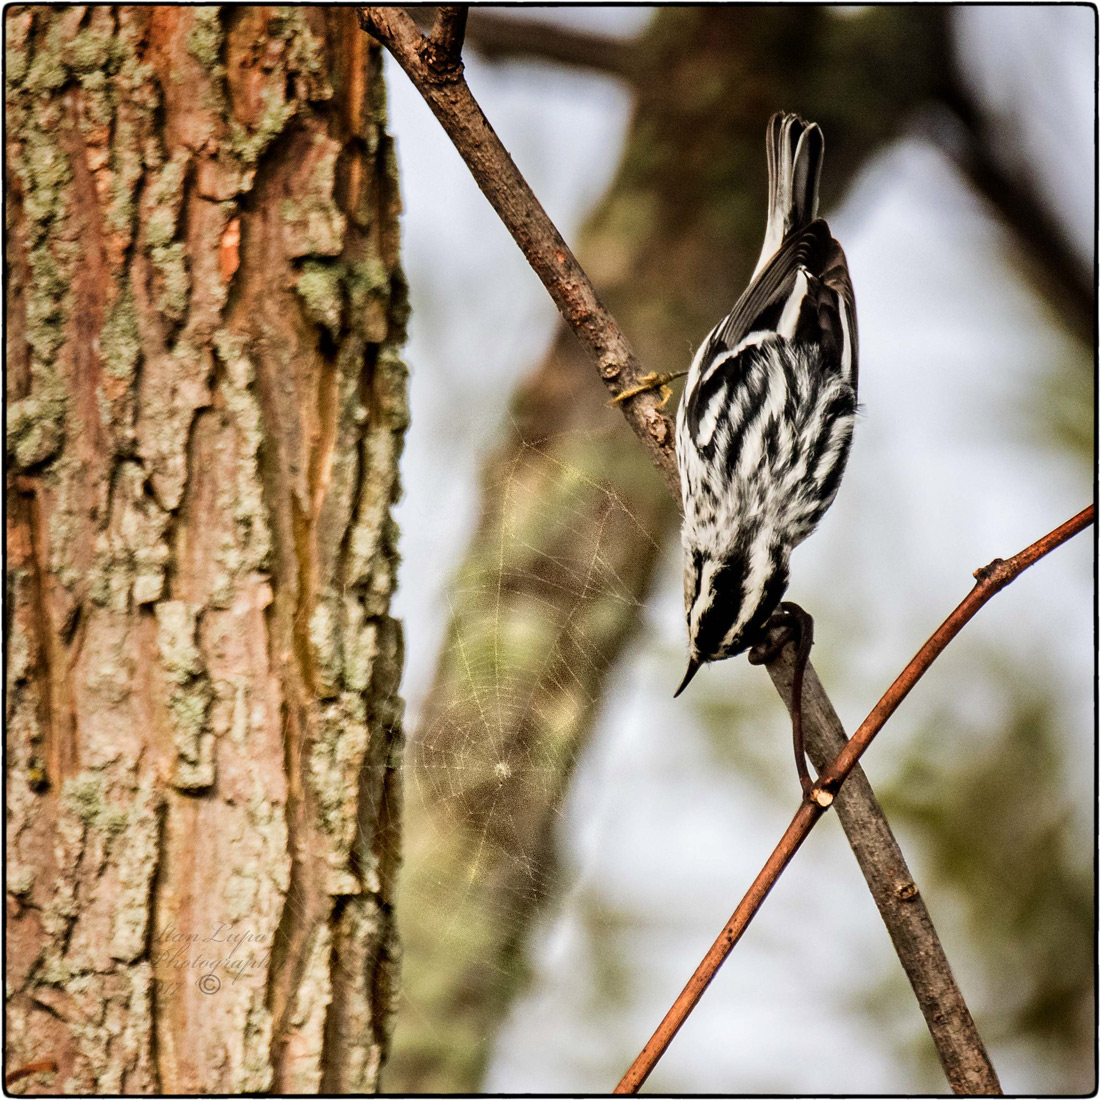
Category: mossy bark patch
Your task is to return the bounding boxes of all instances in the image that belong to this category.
[6,8,407,1092]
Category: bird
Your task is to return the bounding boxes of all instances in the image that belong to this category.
[671,112,858,786]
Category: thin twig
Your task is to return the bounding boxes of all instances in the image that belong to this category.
[817,506,1094,795]
[357,5,680,496]
[614,505,1092,1093]
[4,1060,58,1087]
[764,646,1001,1094]
[614,802,820,1094]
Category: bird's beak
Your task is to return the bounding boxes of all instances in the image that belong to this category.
[674,656,701,698]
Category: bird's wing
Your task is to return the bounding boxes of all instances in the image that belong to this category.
[822,236,858,390]
[711,219,832,354]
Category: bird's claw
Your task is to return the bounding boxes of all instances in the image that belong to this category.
[747,605,800,665]
[610,371,685,408]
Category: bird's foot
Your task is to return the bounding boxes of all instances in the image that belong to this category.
[747,603,803,666]
[610,370,687,408]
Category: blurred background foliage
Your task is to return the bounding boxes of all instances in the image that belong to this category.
[381,5,1094,1094]
[881,657,1093,1089]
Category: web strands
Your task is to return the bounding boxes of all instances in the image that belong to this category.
[391,431,667,1077]
[419,435,662,887]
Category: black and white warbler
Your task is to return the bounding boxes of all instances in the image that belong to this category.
[673,112,858,707]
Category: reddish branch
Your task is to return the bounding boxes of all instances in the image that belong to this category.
[4,1061,58,1087]
[821,506,1094,793]
[615,505,1092,1093]
[763,652,1001,1095]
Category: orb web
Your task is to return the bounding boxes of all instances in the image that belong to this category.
[387,426,670,1078]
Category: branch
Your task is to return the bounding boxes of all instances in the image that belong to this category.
[763,652,1000,1093]
[422,5,468,75]
[407,7,635,76]
[4,1061,58,1088]
[357,5,679,496]
[933,78,1092,341]
[463,10,635,77]
[819,505,1094,794]
[614,505,1092,1093]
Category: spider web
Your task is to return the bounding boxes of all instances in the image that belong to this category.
[386,426,672,1083]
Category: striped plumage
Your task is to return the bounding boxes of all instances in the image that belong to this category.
[674,112,857,696]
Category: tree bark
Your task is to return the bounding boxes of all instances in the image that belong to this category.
[5,7,407,1093]
[386,7,956,1093]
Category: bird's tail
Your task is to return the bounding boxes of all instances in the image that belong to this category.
[751,112,824,281]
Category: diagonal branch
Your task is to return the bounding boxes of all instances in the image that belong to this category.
[933,60,1093,342]
[356,5,680,496]
[819,505,1094,796]
[758,655,998,1093]
[614,505,1092,1092]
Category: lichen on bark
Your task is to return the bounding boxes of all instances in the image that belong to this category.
[6,7,407,1093]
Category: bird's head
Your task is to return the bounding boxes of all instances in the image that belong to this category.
[675,541,790,696]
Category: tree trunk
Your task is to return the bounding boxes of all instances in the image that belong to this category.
[386,7,956,1092]
[5,7,406,1093]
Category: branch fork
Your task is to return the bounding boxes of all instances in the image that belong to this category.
[360,6,468,82]
[422,6,469,79]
